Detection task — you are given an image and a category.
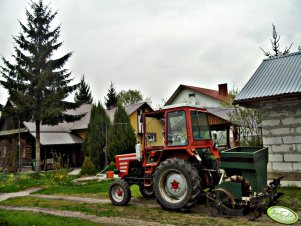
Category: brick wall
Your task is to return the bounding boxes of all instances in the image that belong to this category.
[260,97,301,174]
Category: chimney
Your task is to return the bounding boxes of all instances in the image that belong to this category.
[218,83,228,96]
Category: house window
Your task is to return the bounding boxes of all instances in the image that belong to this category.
[147,133,156,142]
[189,93,195,98]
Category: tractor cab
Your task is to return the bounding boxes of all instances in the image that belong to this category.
[139,104,219,166]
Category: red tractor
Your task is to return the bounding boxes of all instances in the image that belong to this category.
[109,104,221,211]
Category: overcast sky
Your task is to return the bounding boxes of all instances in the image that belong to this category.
[1,0,301,107]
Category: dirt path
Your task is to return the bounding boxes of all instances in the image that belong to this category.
[0,188,41,202]
[0,205,174,226]
[0,189,164,225]
[30,194,112,204]
[30,194,159,208]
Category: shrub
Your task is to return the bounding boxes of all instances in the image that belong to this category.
[80,157,96,176]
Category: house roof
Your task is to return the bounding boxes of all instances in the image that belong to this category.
[107,102,153,121]
[234,52,301,106]
[30,132,83,145]
[68,104,93,131]
[1,102,152,145]
[165,84,228,105]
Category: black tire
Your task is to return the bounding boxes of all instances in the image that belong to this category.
[109,179,131,206]
[153,158,201,211]
[139,185,155,198]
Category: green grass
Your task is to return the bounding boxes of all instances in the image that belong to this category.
[0,169,77,193]
[0,197,264,226]
[0,209,105,226]
[277,186,301,212]
[35,179,141,198]
[0,171,300,225]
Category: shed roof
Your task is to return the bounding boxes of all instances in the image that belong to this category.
[234,52,301,106]
[165,84,228,105]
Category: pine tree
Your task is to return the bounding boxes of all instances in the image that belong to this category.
[0,1,80,173]
[104,82,118,110]
[107,103,136,160]
[84,102,110,169]
[74,75,93,104]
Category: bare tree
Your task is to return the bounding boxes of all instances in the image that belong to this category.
[260,24,293,57]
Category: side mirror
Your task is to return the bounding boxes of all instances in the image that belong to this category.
[135,143,142,161]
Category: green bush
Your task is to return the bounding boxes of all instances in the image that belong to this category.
[80,157,96,176]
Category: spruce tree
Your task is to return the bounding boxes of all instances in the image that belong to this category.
[84,102,110,168]
[0,1,79,173]
[74,75,93,104]
[107,103,136,160]
[104,82,118,110]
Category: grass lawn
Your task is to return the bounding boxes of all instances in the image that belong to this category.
[0,197,269,226]
[0,170,300,225]
[0,169,77,193]
[0,209,104,226]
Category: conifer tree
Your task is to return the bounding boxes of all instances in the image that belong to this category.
[0,1,79,173]
[84,102,110,168]
[104,82,118,110]
[74,75,93,104]
[107,103,136,160]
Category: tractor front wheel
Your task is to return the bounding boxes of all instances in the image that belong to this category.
[109,179,131,206]
[153,158,201,211]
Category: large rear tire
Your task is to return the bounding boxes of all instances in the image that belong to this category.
[153,158,201,211]
[109,179,131,206]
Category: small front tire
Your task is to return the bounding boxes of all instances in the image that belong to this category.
[109,179,131,206]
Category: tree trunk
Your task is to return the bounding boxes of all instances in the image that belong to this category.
[35,121,41,173]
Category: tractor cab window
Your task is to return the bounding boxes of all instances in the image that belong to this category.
[167,111,188,146]
[190,111,211,140]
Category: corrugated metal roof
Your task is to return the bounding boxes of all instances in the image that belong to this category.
[235,52,301,105]
[30,132,83,145]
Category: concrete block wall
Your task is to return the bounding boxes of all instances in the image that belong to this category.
[260,97,301,173]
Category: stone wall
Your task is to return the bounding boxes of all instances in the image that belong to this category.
[260,97,301,176]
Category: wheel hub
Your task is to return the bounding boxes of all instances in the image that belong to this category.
[116,189,123,196]
[166,173,187,198]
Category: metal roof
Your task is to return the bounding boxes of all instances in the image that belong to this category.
[69,104,92,131]
[30,132,83,145]
[234,52,301,106]
[24,122,67,132]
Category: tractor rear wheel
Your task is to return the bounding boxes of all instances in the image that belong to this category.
[139,185,155,198]
[109,179,131,206]
[153,158,201,211]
